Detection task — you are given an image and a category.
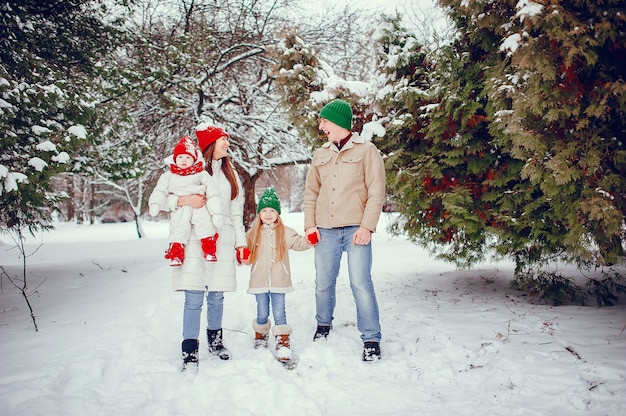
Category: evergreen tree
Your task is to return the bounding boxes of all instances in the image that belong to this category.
[484,0,626,266]
[375,12,518,267]
[379,0,626,271]
[0,0,127,234]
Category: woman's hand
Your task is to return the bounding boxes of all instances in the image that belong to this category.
[236,246,251,265]
[177,194,206,208]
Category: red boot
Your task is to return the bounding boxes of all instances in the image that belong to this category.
[164,242,185,266]
[201,233,219,262]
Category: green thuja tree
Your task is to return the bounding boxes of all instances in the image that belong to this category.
[379,1,625,282]
[0,0,127,330]
[375,12,531,268]
[484,0,626,267]
[425,0,574,272]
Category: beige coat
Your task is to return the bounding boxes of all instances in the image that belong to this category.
[161,159,247,292]
[304,133,386,232]
[247,223,310,294]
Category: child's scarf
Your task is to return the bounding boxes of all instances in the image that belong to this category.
[170,161,205,176]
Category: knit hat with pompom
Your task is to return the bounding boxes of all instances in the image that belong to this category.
[173,136,199,162]
[257,187,281,215]
[196,123,229,153]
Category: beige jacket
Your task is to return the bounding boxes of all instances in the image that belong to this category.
[247,223,311,294]
[304,133,386,232]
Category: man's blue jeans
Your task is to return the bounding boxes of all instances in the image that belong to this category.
[315,226,381,342]
[182,290,224,340]
[255,292,287,326]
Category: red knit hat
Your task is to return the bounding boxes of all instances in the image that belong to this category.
[173,136,198,162]
[196,123,229,153]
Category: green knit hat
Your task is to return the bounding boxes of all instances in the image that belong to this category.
[257,187,281,214]
[319,99,353,130]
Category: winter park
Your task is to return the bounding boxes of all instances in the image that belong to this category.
[1,1,626,415]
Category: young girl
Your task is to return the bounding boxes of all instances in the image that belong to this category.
[243,187,313,365]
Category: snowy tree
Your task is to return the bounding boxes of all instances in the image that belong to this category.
[484,0,626,266]
[270,28,382,147]
[380,0,625,273]
[0,0,127,235]
[93,0,316,227]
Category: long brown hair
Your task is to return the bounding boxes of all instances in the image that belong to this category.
[202,141,239,200]
[246,212,287,264]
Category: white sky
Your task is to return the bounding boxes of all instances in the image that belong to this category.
[303,0,450,38]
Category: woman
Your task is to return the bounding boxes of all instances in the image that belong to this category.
[162,123,247,369]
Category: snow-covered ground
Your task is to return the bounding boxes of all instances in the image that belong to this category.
[1,213,624,415]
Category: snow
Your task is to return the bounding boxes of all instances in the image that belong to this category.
[361,121,386,141]
[2,171,28,193]
[1,212,625,415]
[515,0,544,22]
[27,157,47,172]
[32,125,52,136]
[35,141,58,152]
[500,33,522,54]
[68,125,87,139]
[51,152,71,164]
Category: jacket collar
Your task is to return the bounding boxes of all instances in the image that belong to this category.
[322,132,363,151]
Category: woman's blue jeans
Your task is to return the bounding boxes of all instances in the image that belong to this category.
[255,292,287,326]
[182,290,224,340]
[314,226,381,342]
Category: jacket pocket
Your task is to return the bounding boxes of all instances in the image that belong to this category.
[315,156,333,177]
[340,155,363,176]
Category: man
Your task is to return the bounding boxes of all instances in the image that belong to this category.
[304,99,386,361]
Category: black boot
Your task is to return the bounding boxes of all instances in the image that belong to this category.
[313,325,331,341]
[181,339,199,370]
[362,341,381,361]
[207,328,231,360]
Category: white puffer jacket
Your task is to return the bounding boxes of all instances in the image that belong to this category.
[162,159,247,292]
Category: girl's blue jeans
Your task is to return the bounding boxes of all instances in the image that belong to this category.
[255,292,287,326]
[315,226,381,342]
[182,290,224,340]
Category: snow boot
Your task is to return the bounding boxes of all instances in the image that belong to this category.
[313,324,331,341]
[181,338,199,369]
[200,233,219,262]
[165,242,185,266]
[252,319,271,349]
[273,324,292,363]
[207,328,231,360]
[362,341,381,361]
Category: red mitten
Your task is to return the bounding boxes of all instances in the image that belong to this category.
[236,247,251,265]
[201,233,219,262]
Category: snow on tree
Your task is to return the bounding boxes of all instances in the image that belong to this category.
[271,27,384,147]
[380,0,625,273]
[484,0,626,266]
[90,0,315,228]
[0,0,127,234]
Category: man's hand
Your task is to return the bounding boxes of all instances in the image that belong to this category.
[352,227,371,245]
[305,227,319,245]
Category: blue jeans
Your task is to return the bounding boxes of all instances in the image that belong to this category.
[314,226,381,342]
[182,290,224,340]
[255,292,287,326]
